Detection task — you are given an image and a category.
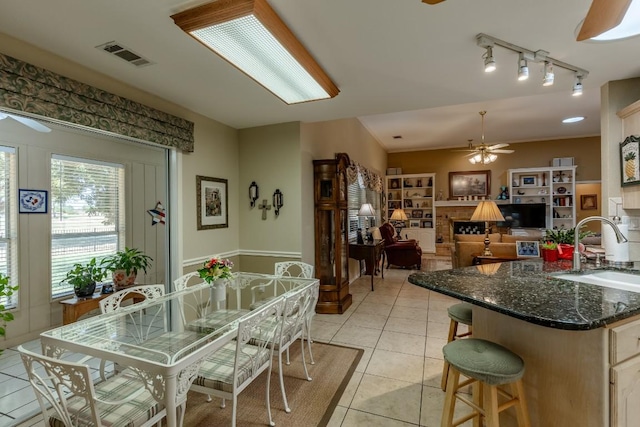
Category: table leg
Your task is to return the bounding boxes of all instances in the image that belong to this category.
[370,251,375,291]
[165,376,178,427]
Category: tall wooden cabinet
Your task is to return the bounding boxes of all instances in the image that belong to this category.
[508,166,577,230]
[313,153,352,314]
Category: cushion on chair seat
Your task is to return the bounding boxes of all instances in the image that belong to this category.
[443,338,525,386]
[187,309,249,334]
[447,303,473,326]
[49,372,164,427]
[194,342,271,393]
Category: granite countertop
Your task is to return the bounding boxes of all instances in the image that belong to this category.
[408,259,640,330]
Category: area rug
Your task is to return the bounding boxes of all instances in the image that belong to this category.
[180,342,363,427]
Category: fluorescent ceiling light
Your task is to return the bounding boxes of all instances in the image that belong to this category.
[591,0,640,41]
[562,116,585,123]
[172,0,339,104]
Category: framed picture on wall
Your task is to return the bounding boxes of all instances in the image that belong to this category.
[19,189,48,214]
[449,170,491,199]
[621,135,640,186]
[197,175,228,230]
[580,194,597,210]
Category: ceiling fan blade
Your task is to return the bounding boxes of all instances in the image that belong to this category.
[422,0,446,3]
[490,149,514,154]
[577,0,631,41]
[486,143,509,150]
[6,114,51,133]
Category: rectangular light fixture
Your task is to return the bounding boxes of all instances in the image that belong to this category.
[171,0,339,104]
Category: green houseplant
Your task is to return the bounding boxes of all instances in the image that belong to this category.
[544,228,593,260]
[101,247,153,289]
[540,241,559,262]
[61,258,106,297]
[0,273,18,354]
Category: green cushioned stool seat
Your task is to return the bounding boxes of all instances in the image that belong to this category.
[447,303,473,325]
[443,338,525,386]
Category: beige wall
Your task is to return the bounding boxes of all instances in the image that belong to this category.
[387,136,601,200]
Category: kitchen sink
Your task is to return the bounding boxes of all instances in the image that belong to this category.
[552,270,640,292]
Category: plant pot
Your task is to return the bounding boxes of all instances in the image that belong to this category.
[541,248,558,262]
[74,281,96,298]
[557,244,574,260]
[112,269,137,290]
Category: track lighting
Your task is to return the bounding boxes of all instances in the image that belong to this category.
[542,62,554,86]
[572,74,584,96]
[476,33,588,95]
[483,46,496,72]
[517,54,529,81]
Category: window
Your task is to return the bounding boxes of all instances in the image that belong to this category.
[347,173,381,241]
[51,155,125,297]
[0,147,17,308]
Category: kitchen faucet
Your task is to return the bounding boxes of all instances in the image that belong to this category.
[572,216,628,271]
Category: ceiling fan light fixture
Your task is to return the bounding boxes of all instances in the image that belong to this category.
[171,0,339,104]
[542,61,554,86]
[483,47,496,72]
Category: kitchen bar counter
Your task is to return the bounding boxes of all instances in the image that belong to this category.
[408,258,640,330]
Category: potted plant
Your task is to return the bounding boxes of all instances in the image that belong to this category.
[544,228,593,260]
[0,273,18,355]
[61,258,106,297]
[101,247,153,289]
[540,241,558,262]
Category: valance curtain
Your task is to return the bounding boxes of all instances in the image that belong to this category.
[346,160,383,193]
[0,52,194,152]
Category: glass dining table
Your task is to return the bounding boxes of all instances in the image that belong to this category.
[40,272,319,427]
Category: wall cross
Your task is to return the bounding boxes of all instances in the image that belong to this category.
[258,199,271,220]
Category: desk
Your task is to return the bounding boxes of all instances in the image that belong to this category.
[349,240,385,291]
[59,285,145,324]
[472,255,523,265]
[42,273,318,427]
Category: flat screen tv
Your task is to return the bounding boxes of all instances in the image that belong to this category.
[497,203,547,229]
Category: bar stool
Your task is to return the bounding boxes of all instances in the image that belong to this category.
[441,302,473,391]
[441,338,530,427]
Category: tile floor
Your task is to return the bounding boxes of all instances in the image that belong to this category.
[1,256,474,427]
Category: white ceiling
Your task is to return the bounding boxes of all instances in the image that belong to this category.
[1,0,639,153]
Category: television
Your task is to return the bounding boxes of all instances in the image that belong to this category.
[497,203,547,229]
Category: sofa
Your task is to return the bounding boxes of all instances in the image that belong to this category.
[379,223,423,269]
[451,233,520,268]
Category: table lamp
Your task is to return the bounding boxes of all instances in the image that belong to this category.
[358,203,376,241]
[470,200,505,256]
[390,208,408,240]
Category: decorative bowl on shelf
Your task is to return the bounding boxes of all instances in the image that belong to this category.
[557,187,567,194]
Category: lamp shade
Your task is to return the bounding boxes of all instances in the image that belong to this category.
[358,203,376,217]
[470,201,505,222]
[172,0,339,104]
[390,209,408,221]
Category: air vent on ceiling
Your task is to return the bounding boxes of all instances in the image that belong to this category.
[95,41,153,67]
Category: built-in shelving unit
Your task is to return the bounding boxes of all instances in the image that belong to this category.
[386,173,435,252]
[508,166,577,230]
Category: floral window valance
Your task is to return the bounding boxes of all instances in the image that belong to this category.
[346,160,383,193]
[0,52,194,152]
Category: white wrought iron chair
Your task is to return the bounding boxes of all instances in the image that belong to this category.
[18,345,167,427]
[190,297,285,427]
[274,261,317,365]
[99,284,165,314]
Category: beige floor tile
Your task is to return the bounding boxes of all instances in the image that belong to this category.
[425,336,447,360]
[394,296,430,309]
[397,289,430,301]
[355,346,374,373]
[426,320,451,339]
[325,405,348,427]
[350,373,422,424]
[384,316,428,336]
[341,409,417,426]
[376,330,426,357]
[310,319,342,342]
[355,301,394,317]
[426,308,451,324]
[390,305,429,322]
[364,290,399,304]
[344,312,388,330]
[420,385,474,427]
[338,371,364,407]
[423,357,444,388]
[315,312,351,325]
[332,324,382,348]
[366,349,424,383]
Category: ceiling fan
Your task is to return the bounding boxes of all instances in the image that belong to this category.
[577,0,632,41]
[455,111,514,164]
[0,112,51,133]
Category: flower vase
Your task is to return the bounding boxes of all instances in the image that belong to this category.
[211,278,227,304]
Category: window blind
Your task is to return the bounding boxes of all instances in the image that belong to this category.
[0,147,17,308]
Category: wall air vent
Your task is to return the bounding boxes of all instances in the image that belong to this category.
[95,41,153,67]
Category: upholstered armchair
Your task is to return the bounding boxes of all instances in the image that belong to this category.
[379,223,422,269]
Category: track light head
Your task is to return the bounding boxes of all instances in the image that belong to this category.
[483,47,496,72]
[517,54,529,81]
[572,74,584,96]
[542,61,554,86]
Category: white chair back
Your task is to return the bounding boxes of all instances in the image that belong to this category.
[274,261,314,278]
[99,284,165,313]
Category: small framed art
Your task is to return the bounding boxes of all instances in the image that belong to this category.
[520,176,537,186]
[19,189,48,214]
[516,241,540,257]
[197,175,228,230]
